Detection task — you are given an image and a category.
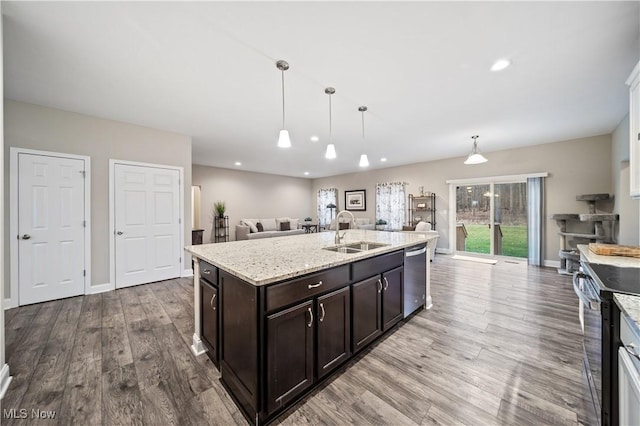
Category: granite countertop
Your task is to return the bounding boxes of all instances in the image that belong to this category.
[577,244,640,268]
[185,230,437,286]
[615,293,640,336]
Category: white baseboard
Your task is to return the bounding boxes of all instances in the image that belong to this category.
[0,364,12,400]
[543,260,561,269]
[191,333,207,356]
[435,248,452,255]
[86,282,115,295]
[3,298,17,310]
[182,268,194,278]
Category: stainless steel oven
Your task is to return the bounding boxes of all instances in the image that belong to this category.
[575,261,640,426]
[573,268,603,423]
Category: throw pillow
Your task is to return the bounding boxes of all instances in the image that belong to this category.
[260,218,277,231]
[289,218,299,229]
[280,221,291,231]
[256,222,264,232]
[339,222,350,230]
[243,220,258,233]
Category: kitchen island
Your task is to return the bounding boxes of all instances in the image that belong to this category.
[185,230,438,425]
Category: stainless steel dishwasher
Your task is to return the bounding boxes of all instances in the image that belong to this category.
[404,244,427,318]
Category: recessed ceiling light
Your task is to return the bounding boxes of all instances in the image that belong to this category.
[310,135,319,142]
[304,171,309,176]
[380,157,387,162]
[491,59,511,71]
[234,161,242,166]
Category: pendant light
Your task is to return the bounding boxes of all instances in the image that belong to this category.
[276,60,291,148]
[464,135,488,164]
[324,87,337,159]
[358,106,370,167]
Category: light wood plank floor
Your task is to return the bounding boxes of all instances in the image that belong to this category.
[3,255,597,425]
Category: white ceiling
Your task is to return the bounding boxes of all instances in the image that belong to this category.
[3,1,639,178]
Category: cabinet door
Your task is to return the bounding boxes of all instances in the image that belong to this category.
[317,287,351,379]
[352,276,382,353]
[266,300,314,415]
[200,280,218,366]
[382,267,404,331]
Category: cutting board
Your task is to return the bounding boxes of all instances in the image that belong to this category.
[589,243,640,258]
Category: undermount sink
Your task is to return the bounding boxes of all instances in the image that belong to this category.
[323,241,390,254]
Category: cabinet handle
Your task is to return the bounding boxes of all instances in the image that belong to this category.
[202,269,211,275]
[319,303,325,322]
[383,277,389,291]
[210,294,217,310]
[626,343,640,361]
[307,307,314,328]
[308,280,323,289]
[377,279,382,293]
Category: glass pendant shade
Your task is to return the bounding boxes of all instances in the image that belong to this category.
[359,154,370,167]
[464,136,488,164]
[277,129,291,148]
[325,143,337,159]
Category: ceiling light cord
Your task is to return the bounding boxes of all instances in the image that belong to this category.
[281,68,286,129]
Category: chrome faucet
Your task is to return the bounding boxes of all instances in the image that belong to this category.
[334,210,356,244]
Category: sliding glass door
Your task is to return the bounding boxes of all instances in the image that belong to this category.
[455,181,527,258]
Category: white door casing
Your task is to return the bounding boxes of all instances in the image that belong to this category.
[112,161,182,288]
[9,149,90,306]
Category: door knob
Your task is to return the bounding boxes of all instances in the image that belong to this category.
[116,231,123,235]
[20,234,31,240]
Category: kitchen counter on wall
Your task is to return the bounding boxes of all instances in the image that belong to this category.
[616,293,640,335]
[577,244,640,268]
[186,229,437,286]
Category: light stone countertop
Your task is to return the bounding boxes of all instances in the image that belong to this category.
[615,293,640,336]
[186,230,437,286]
[578,244,640,268]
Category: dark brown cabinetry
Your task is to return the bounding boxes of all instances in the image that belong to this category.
[266,301,314,415]
[352,264,404,353]
[382,267,404,330]
[199,260,218,367]
[317,287,351,378]
[352,276,382,352]
[200,279,218,366]
[265,285,351,415]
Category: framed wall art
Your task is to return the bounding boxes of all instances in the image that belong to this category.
[345,189,366,211]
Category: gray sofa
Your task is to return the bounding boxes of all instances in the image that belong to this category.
[236,217,305,240]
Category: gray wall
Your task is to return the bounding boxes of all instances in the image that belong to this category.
[4,100,193,299]
[312,134,618,264]
[192,164,312,242]
[612,114,640,245]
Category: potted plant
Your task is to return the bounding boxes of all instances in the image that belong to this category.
[214,201,226,225]
[375,219,387,230]
[304,217,312,222]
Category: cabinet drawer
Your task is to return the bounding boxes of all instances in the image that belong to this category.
[351,251,403,282]
[199,260,217,285]
[266,265,349,312]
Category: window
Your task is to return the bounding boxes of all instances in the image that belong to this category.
[375,182,406,230]
[317,188,337,226]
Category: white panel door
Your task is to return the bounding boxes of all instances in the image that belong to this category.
[114,164,181,288]
[18,153,86,305]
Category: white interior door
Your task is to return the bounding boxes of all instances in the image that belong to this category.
[114,163,181,288]
[18,153,86,305]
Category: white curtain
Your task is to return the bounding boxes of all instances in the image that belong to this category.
[527,177,544,266]
[317,188,337,226]
[375,182,406,231]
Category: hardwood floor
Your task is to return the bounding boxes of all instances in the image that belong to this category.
[2,255,597,425]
